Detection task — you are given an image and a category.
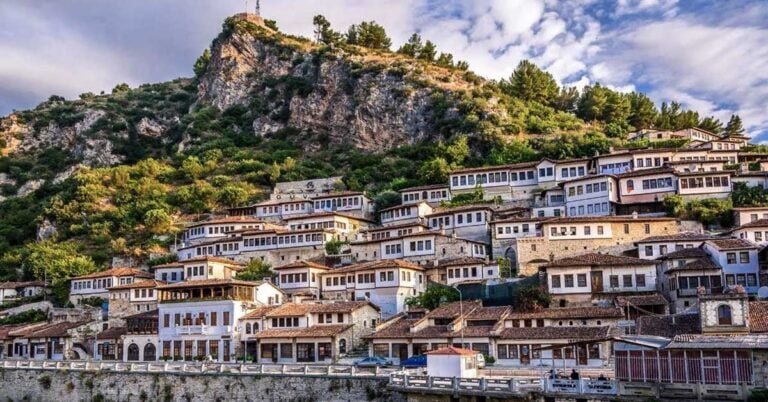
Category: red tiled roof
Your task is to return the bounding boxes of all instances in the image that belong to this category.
[72,268,153,280]
[546,253,656,268]
[505,306,624,320]
[436,257,488,268]
[156,278,266,290]
[466,306,511,320]
[108,279,165,291]
[324,259,425,274]
[656,247,709,260]
[153,256,245,269]
[0,281,47,290]
[638,231,718,243]
[666,258,720,273]
[240,305,280,320]
[637,314,701,337]
[273,260,331,271]
[255,324,352,338]
[498,326,610,340]
[96,327,128,340]
[426,300,482,319]
[749,302,768,333]
[615,293,668,307]
[737,219,768,229]
[542,216,676,224]
[425,346,477,356]
[265,301,378,317]
[705,238,758,250]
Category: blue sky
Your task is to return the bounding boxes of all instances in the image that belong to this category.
[1,0,767,141]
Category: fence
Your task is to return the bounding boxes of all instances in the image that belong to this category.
[0,359,399,378]
[615,350,753,385]
[389,373,619,396]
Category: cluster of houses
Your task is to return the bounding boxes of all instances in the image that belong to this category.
[2,127,768,396]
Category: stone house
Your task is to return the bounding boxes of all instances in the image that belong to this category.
[0,281,47,305]
[635,232,718,260]
[732,206,768,226]
[731,218,768,246]
[424,204,493,243]
[272,260,330,298]
[244,301,380,364]
[179,216,273,247]
[656,247,723,313]
[7,320,100,360]
[350,230,488,268]
[399,184,451,206]
[379,202,433,227]
[702,239,760,293]
[108,279,163,320]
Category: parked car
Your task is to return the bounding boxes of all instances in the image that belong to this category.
[400,354,427,368]
[354,356,393,367]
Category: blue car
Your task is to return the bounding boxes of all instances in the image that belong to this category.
[354,356,393,367]
[400,355,427,368]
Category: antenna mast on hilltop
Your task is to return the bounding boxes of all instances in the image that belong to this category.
[245,0,248,14]
[255,0,261,16]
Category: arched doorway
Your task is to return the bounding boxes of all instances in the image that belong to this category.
[127,343,140,361]
[504,247,518,277]
[338,339,347,354]
[143,343,156,361]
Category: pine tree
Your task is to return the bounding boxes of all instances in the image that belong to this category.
[724,114,745,136]
[346,21,391,50]
[418,40,437,61]
[435,52,454,67]
[312,15,343,46]
[397,33,423,57]
[627,92,658,130]
[698,116,723,134]
[503,60,559,105]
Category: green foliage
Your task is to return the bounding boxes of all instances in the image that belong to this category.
[501,60,559,106]
[724,114,745,136]
[312,15,343,46]
[513,285,551,311]
[0,309,48,325]
[112,83,130,94]
[78,296,105,307]
[442,186,486,207]
[732,182,768,207]
[325,238,348,255]
[699,116,723,134]
[22,241,97,304]
[193,49,211,78]
[397,33,423,57]
[664,195,733,227]
[237,260,274,281]
[264,19,279,31]
[748,388,768,402]
[405,283,460,310]
[346,21,392,50]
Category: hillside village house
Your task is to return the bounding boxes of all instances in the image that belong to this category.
[379,202,434,226]
[318,260,425,318]
[531,188,566,217]
[614,167,677,214]
[0,281,47,305]
[427,257,500,285]
[152,256,245,284]
[108,279,164,319]
[702,239,760,293]
[424,205,493,243]
[180,217,273,247]
[69,267,153,305]
[732,206,768,226]
[241,301,379,364]
[283,212,373,242]
[545,253,659,307]
[635,232,719,260]
[6,320,101,360]
[731,219,768,246]
[272,260,330,298]
[399,184,451,206]
[508,216,689,276]
[310,191,375,220]
[94,309,159,361]
[656,248,723,313]
[675,170,734,200]
[155,258,284,362]
[561,175,617,217]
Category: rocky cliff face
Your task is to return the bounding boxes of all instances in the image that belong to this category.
[196,15,480,151]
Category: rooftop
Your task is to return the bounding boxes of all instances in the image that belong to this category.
[425,346,477,356]
[108,279,165,291]
[705,238,758,250]
[546,253,656,268]
[505,306,624,320]
[638,231,718,243]
[156,278,267,290]
[272,260,331,271]
[72,267,153,281]
[399,184,449,192]
[255,324,353,339]
[498,326,611,340]
[656,247,709,260]
[324,259,425,274]
[152,256,245,269]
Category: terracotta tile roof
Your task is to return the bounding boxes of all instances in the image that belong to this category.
[7,322,49,337]
[737,219,768,229]
[324,259,425,274]
[15,321,92,338]
[108,279,165,291]
[436,257,488,268]
[615,293,668,307]
[546,253,656,268]
[362,222,429,233]
[451,161,539,174]
[123,310,159,320]
[255,324,352,338]
[657,247,709,260]
[705,238,758,250]
[0,324,28,341]
[542,216,676,225]
[311,191,367,199]
[666,258,720,273]
[351,230,484,246]
[466,306,511,320]
[428,204,495,216]
[638,232,718,243]
[506,306,624,320]
[273,260,331,271]
[156,278,265,290]
[615,167,676,179]
[425,346,477,356]
[365,318,418,339]
[185,216,267,228]
[749,302,768,333]
[72,267,153,280]
[498,326,610,340]
[240,305,280,320]
[427,300,482,319]
[0,281,47,289]
[282,211,373,223]
[153,256,245,269]
[675,170,736,177]
[636,314,701,338]
[265,301,378,317]
[399,184,449,192]
[96,327,128,340]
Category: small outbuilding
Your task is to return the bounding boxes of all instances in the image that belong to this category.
[425,346,478,378]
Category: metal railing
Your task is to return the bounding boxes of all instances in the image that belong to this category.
[389,374,619,396]
[0,360,399,378]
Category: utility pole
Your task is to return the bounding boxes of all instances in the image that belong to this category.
[245,0,248,14]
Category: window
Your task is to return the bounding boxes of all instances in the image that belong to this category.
[727,252,737,264]
[627,180,634,192]
[564,275,574,288]
[717,305,732,325]
[577,274,587,287]
[740,252,750,263]
[551,275,561,288]
[624,224,630,234]
[623,275,633,288]
[636,274,646,287]
[645,246,653,257]
[597,226,604,235]
[609,275,619,288]
[644,224,650,234]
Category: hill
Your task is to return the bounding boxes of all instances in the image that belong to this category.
[0,13,744,297]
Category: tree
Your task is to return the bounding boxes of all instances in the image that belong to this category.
[455,61,469,71]
[238,260,275,282]
[143,209,173,235]
[435,53,454,67]
[397,33,423,57]
[112,83,130,94]
[324,238,348,255]
[23,241,97,304]
[698,116,723,134]
[440,135,470,166]
[513,285,551,311]
[217,184,250,207]
[724,114,745,136]
[502,60,559,105]
[193,49,211,78]
[346,21,392,50]
[418,40,437,62]
[627,92,658,130]
[264,19,279,31]
[405,283,459,310]
[418,157,451,184]
[312,15,343,46]
[552,87,580,113]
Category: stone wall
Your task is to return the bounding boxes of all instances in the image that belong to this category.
[0,368,405,402]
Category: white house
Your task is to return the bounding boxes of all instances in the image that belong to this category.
[0,281,47,305]
[273,260,330,298]
[399,184,451,205]
[731,219,768,246]
[425,205,493,242]
[702,239,760,294]
[635,232,719,260]
[426,346,479,378]
[70,267,153,305]
[561,175,618,217]
[379,202,433,227]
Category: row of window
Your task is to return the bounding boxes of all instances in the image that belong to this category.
[636,157,670,168]
[550,225,606,237]
[402,190,449,202]
[371,228,415,241]
[162,311,230,327]
[447,266,478,279]
[73,277,115,290]
[450,170,537,187]
[567,181,608,197]
[381,206,416,220]
[551,273,647,289]
[315,196,362,210]
[725,251,751,264]
[162,340,228,361]
[496,224,532,235]
[384,244,402,255]
[242,234,325,248]
[280,272,311,284]
[569,203,610,217]
[679,176,730,189]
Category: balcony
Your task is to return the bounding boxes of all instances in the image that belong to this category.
[175,325,210,335]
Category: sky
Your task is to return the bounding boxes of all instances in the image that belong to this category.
[1,0,767,141]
